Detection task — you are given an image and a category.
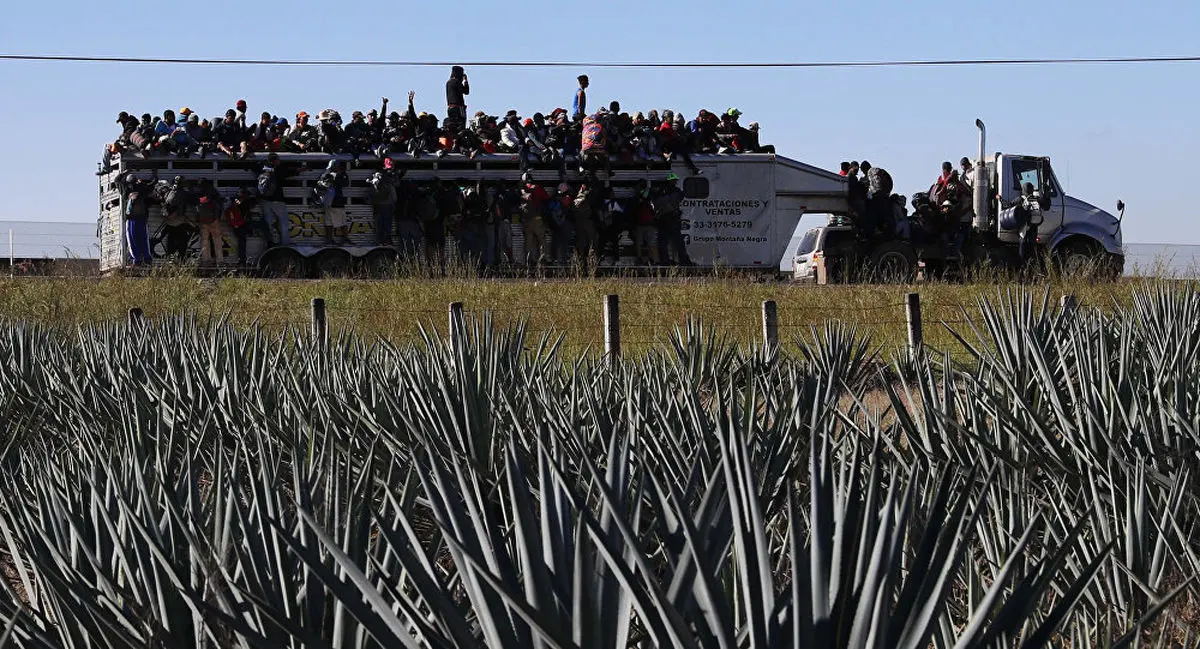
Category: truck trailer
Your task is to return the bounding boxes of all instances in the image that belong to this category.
[97,151,848,276]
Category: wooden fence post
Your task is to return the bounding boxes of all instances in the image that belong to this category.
[604,294,620,363]
[905,292,923,351]
[761,300,779,353]
[310,298,326,345]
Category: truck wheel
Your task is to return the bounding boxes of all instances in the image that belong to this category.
[313,249,354,278]
[869,241,917,284]
[363,248,399,277]
[260,248,308,278]
[1054,239,1113,280]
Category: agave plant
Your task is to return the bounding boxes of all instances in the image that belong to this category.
[0,285,1198,648]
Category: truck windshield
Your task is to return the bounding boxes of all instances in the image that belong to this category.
[796,229,819,255]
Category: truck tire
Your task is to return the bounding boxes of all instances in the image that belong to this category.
[1053,238,1118,280]
[260,248,308,278]
[869,241,917,284]
[313,249,354,278]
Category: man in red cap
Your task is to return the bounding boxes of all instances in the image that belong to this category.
[235,99,248,129]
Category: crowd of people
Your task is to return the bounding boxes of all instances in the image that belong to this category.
[834,156,981,242]
[108,66,783,269]
[102,68,774,179]
[116,156,696,270]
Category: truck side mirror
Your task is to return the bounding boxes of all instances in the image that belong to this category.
[1116,200,1125,212]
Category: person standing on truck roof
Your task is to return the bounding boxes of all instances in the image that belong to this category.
[446,66,470,127]
[573,75,589,122]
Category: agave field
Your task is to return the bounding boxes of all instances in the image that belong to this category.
[1,284,1199,648]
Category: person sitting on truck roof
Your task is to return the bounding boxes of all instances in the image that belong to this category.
[715,108,749,153]
[248,112,276,152]
[744,122,774,154]
[344,110,375,156]
[688,110,720,153]
[660,114,701,175]
[214,109,250,159]
[284,112,319,152]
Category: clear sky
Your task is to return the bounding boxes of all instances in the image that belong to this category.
[1,0,1197,248]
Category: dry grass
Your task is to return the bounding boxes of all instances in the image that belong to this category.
[0,274,1149,357]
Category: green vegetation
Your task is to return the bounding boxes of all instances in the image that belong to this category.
[0,275,1147,355]
[0,283,1198,647]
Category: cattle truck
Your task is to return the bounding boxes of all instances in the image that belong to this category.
[97,151,849,276]
[792,119,1125,282]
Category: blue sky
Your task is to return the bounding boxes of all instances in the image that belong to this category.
[1,0,1197,247]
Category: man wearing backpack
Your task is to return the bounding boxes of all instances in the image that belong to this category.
[314,160,351,245]
[369,158,400,245]
[119,172,156,266]
[158,176,195,259]
[255,153,306,246]
[195,179,226,266]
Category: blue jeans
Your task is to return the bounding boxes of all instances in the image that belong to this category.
[127,219,151,264]
[260,200,290,245]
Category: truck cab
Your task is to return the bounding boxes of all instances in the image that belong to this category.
[993,153,1123,273]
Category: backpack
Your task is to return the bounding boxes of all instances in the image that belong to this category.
[225,205,246,228]
[581,116,605,152]
[163,186,186,212]
[311,173,336,208]
[256,168,277,197]
[369,172,397,205]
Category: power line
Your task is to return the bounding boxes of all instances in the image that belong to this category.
[2,54,1200,68]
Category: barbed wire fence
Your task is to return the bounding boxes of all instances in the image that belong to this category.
[123,292,1085,360]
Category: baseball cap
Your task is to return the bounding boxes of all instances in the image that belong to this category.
[296,111,309,119]
[748,121,760,130]
[352,110,364,118]
[236,99,247,110]
[726,108,742,118]
[179,107,193,116]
